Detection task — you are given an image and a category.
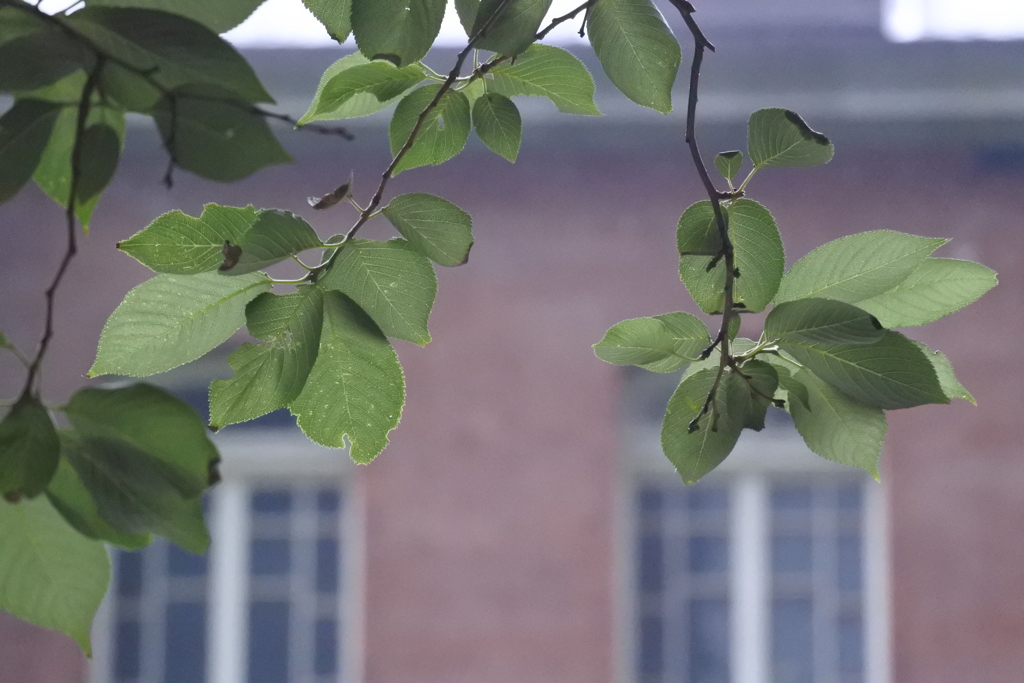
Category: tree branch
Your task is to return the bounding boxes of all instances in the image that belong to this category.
[665,0,737,433]
[20,59,103,400]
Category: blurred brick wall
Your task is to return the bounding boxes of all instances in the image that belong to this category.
[1,125,1021,682]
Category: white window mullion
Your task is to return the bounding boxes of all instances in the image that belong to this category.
[89,552,116,683]
[208,480,251,683]
[864,480,891,683]
[730,474,768,683]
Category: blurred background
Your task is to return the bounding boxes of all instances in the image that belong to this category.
[1,0,1022,682]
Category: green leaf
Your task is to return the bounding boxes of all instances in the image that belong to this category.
[472,93,521,162]
[302,0,353,41]
[487,43,601,116]
[320,239,437,345]
[389,85,471,174]
[747,108,834,168]
[46,457,151,550]
[679,199,784,314]
[454,0,478,34]
[209,287,325,428]
[97,62,163,112]
[33,104,126,229]
[777,330,948,410]
[117,204,259,274]
[351,0,446,67]
[223,210,323,275]
[83,0,266,33]
[65,385,219,499]
[0,331,8,347]
[154,86,292,182]
[675,199,721,257]
[0,495,110,653]
[291,292,405,463]
[62,384,216,552]
[738,360,779,431]
[586,0,680,113]
[774,231,948,305]
[714,151,743,182]
[0,99,61,204]
[382,193,474,266]
[472,0,552,56]
[661,369,747,485]
[0,396,60,498]
[911,341,975,404]
[76,123,121,202]
[60,429,209,553]
[593,312,709,373]
[90,271,272,377]
[855,257,998,327]
[67,7,273,102]
[0,7,45,47]
[788,369,887,477]
[764,299,886,346]
[760,356,810,410]
[299,56,425,123]
[0,30,91,92]
[461,78,486,109]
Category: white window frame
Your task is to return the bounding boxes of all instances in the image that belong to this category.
[617,424,891,683]
[89,428,363,683]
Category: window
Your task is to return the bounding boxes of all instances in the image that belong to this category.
[89,428,357,683]
[623,369,889,683]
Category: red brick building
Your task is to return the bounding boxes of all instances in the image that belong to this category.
[1,3,1022,682]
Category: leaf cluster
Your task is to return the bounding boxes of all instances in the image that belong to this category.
[595,109,996,484]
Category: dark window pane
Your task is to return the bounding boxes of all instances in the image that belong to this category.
[839,614,864,676]
[165,603,206,683]
[317,539,339,593]
[168,545,207,577]
[248,602,289,683]
[114,621,141,681]
[638,534,663,593]
[772,536,813,574]
[251,539,290,575]
[689,536,729,574]
[838,535,862,591]
[772,598,814,683]
[314,619,337,675]
[317,489,340,513]
[252,490,291,514]
[837,484,862,510]
[638,487,663,514]
[638,616,663,676]
[117,552,143,598]
[689,486,728,512]
[690,599,730,683]
[772,485,812,511]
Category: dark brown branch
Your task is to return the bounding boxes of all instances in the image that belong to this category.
[20,60,103,399]
[665,0,738,433]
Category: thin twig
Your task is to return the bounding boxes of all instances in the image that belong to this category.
[536,0,597,41]
[325,0,516,256]
[472,0,598,81]
[665,0,738,433]
[20,60,103,400]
